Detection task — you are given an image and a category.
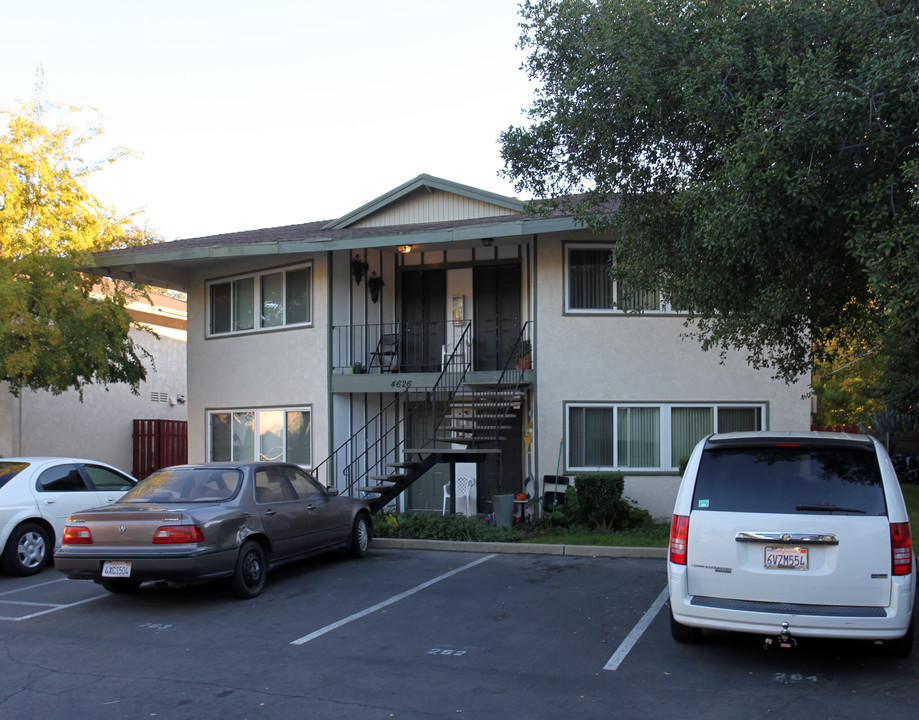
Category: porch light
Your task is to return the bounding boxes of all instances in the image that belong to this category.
[397,245,412,254]
[481,237,494,247]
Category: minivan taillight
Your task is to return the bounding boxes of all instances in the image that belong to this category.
[670,514,689,565]
[891,522,913,576]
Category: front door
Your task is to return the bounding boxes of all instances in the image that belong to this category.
[401,269,446,372]
[473,265,521,371]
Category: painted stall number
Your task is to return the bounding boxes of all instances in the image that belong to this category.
[773,673,818,685]
[427,648,467,657]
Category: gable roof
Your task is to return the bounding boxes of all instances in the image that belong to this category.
[324,174,527,230]
[89,175,589,289]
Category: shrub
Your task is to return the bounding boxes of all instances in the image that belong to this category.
[374,512,520,542]
[572,472,624,531]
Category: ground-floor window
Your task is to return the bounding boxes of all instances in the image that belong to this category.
[208,407,311,466]
[566,402,764,471]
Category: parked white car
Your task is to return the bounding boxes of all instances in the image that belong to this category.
[0,457,137,576]
[668,432,915,656]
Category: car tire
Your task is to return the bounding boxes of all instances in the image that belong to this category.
[349,514,371,558]
[231,540,267,598]
[881,616,913,658]
[101,579,142,594]
[670,606,703,643]
[1,522,51,576]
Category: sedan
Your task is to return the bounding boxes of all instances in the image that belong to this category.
[54,462,373,598]
[0,457,138,576]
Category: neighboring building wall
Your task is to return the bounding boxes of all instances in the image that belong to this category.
[532,235,811,519]
[0,293,187,473]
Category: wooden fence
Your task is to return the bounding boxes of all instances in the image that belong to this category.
[133,419,188,479]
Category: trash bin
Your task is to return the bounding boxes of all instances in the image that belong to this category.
[493,493,514,529]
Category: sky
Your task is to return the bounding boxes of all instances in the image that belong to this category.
[1,0,536,241]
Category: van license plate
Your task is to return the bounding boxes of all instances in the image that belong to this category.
[765,547,808,571]
[102,561,132,578]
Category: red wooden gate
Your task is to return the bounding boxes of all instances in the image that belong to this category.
[133,419,188,479]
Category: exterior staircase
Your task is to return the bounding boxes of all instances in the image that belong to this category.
[313,323,531,514]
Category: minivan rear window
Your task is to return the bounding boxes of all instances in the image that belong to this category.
[693,444,886,515]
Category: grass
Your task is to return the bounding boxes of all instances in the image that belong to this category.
[902,482,919,527]
[522,524,670,548]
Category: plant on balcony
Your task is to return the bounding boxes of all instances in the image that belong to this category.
[367,272,384,303]
[506,339,532,369]
[351,254,369,285]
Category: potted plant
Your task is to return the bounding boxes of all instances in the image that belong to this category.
[351,254,369,285]
[367,272,384,303]
[506,339,532,370]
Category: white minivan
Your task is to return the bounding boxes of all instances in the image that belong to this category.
[668,431,915,656]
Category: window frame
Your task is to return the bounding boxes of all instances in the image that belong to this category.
[564,242,666,314]
[207,407,312,467]
[565,402,766,472]
[206,263,313,337]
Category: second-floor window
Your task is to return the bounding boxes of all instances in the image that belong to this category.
[208,264,312,335]
[566,244,662,313]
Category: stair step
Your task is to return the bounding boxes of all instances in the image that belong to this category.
[387,461,421,469]
[367,476,400,483]
[436,436,505,445]
[402,447,502,456]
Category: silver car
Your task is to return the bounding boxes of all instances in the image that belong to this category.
[668,432,915,656]
[54,462,372,598]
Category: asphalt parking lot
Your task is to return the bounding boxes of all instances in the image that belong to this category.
[1,544,917,720]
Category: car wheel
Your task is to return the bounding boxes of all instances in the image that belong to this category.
[880,616,913,658]
[231,540,267,598]
[101,579,142,594]
[669,606,703,643]
[1,522,51,576]
[349,514,371,558]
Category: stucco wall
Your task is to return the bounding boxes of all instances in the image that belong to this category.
[532,235,811,519]
[185,253,329,465]
[1,324,187,473]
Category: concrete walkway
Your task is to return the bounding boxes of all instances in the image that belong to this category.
[373,537,668,559]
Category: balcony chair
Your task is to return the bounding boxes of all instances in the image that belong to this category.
[368,333,399,373]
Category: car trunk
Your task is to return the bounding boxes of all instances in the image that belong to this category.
[69,505,196,545]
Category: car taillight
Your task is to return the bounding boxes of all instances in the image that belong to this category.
[152,526,204,544]
[670,514,689,565]
[891,522,913,576]
[62,526,93,545]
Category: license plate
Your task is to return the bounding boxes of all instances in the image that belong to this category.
[102,561,132,578]
[765,547,808,571]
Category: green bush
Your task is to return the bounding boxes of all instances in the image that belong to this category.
[572,472,624,530]
[374,512,520,542]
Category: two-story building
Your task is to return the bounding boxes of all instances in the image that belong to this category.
[90,174,809,518]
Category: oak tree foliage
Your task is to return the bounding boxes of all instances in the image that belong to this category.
[0,97,157,396]
[501,0,919,410]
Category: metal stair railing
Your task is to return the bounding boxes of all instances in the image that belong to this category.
[311,323,473,506]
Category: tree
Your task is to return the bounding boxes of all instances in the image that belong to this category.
[0,96,157,396]
[501,0,919,410]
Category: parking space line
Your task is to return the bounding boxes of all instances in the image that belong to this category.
[1,594,108,622]
[603,586,669,671]
[0,577,70,597]
[290,554,497,646]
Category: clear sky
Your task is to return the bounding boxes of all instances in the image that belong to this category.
[1,0,535,241]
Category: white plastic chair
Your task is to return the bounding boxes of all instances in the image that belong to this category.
[443,476,475,515]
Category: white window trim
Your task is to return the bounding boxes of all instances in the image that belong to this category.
[564,242,669,314]
[206,262,313,337]
[565,402,767,472]
[207,406,312,468]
